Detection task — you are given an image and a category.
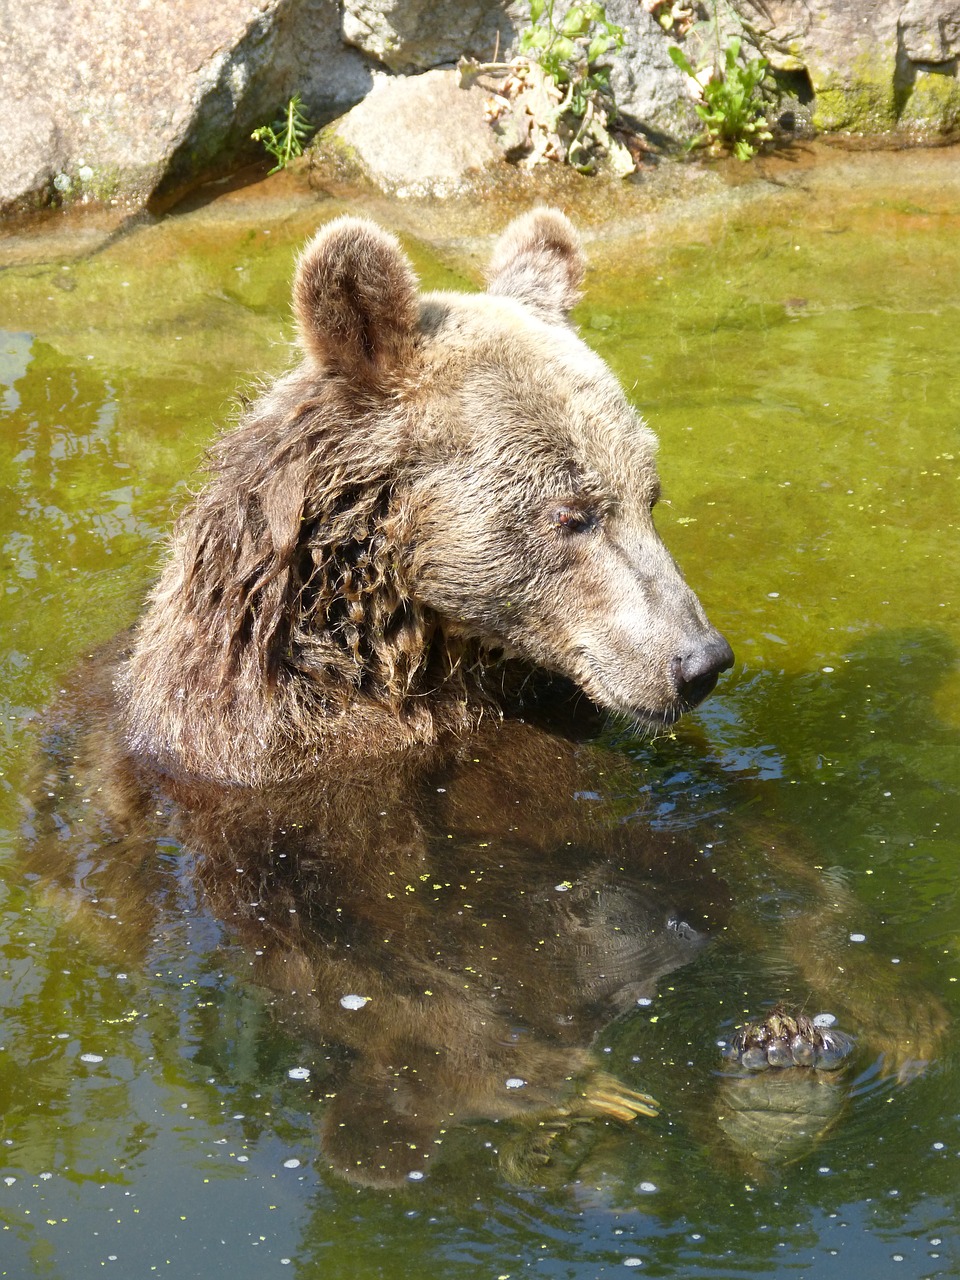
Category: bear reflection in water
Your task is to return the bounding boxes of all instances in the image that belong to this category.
[27,659,944,1188]
[30,661,727,1186]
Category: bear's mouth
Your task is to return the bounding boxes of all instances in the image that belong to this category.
[573,638,729,731]
[573,659,689,733]
[615,699,688,735]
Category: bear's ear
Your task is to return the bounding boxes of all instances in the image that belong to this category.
[293,216,420,383]
[485,208,585,322]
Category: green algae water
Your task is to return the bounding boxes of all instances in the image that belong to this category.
[1,152,959,1278]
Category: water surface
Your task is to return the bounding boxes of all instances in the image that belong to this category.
[1,153,959,1278]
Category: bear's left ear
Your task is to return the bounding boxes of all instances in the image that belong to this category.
[293,216,420,384]
[485,208,585,323]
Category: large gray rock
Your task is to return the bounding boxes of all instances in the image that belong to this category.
[897,0,960,131]
[600,0,700,140]
[733,0,960,135]
[342,0,524,72]
[0,0,373,216]
[310,68,508,197]
[900,0,960,62]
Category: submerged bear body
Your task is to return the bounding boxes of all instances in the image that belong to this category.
[121,210,731,784]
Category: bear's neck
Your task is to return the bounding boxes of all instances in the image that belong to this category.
[122,589,501,786]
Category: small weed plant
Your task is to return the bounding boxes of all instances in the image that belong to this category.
[519,0,625,119]
[251,94,312,172]
[669,36,772,160]
[464,0,634,174]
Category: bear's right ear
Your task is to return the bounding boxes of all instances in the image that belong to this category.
[485,208,585,323]
[293,217,420,384]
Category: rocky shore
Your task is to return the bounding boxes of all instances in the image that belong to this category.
[1,0,958,219]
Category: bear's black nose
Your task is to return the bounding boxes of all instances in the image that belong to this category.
[673,635,735,707]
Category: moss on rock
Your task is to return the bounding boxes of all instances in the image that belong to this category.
[898,66,960,135]
[811,51,898,133]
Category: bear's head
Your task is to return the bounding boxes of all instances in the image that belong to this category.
[292,208,732,729]
[125,209,732,782]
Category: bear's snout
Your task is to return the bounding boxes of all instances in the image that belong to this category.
[671,634,735,709]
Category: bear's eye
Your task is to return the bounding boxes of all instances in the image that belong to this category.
[553,505,594,534]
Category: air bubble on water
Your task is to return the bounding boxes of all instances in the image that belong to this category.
[236,1155,249,1163]
[340,994,369,1010]
[288,1067,310,1080]
[3,1177,15,1186]
[813,1013,836,1027]
[933,1142,945,1150]
[849,933,866,943]
[283,1159,301,1169]
[637,997,653,1006]
[80,1053,104,1064]
[408,1170,425,1181]
[624,1258,644,1268]
[638,1181,657,1192]
[505,1077,526,1089]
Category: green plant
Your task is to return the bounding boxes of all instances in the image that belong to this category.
[461,0,633,174]
[520,0,625,120]
[669,36,773,160]
[251,94,312,172]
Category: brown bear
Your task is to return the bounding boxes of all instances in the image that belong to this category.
[120,209,732,785]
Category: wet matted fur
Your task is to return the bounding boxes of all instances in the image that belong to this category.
[122,209,731,784]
